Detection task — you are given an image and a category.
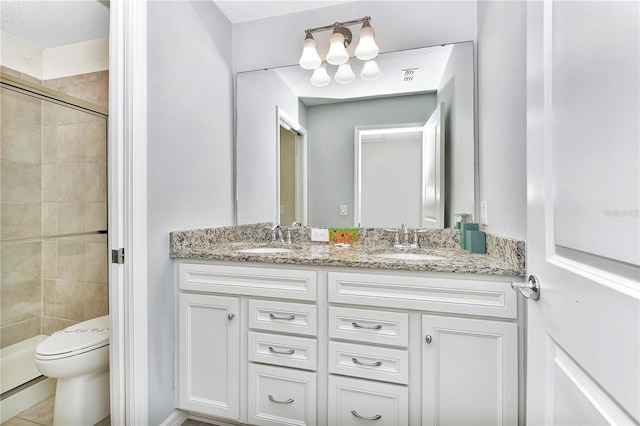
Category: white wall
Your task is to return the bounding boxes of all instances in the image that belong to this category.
[0,31,108,80]
[146,2,233,423]
[477,1,527,240]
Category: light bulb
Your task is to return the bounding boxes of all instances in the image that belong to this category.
[355,21,379,61]
[335,62,355,84]
[310,64,331,87]
[326,31,349,65]
[299,33,321,70]
[360,60,381,80]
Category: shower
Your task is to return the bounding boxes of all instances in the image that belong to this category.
[0,70,109,421]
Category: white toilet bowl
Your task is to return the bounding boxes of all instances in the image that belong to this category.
[35,315,110,426]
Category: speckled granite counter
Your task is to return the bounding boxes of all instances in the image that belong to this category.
[170,223,526,277]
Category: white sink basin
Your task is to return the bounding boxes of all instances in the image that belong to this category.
[372,252,444,261]
[236,247,294,254]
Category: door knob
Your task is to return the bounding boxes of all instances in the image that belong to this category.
[511,275,540,301]
[228,313,235,320]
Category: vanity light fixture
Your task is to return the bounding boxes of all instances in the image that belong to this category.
[299,16,380,86]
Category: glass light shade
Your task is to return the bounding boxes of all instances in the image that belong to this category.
[326,32,349,65]
[335,62,355,84]
[360,60,381,80]
[310,65,331,87]
[299,37,322,69]
[355,24,379,60]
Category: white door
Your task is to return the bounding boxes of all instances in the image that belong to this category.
[422,102,445,228]
[525,2,639,425]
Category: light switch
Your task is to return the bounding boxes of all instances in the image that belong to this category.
[339,205,348,216]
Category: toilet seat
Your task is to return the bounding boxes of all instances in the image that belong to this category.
[35,315,110,360]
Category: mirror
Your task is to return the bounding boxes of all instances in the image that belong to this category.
[235,41,475,229]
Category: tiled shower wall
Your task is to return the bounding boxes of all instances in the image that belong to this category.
[0,68,108,348]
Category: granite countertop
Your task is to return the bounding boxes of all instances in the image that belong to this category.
[170,224,526,277]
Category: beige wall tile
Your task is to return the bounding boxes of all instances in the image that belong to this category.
[1,160,42,202]
[56,203,85,234]
[54,164,85,202]
[84,282,108,320]
[0,317,40,348]
[54,280,84,321]
[56,240,84,282]
[43,241,57,279]
[57,123,87,163]
[42,316,77,335]
[43,127,57,165]
[42,279,56,317]
[85,162,106,203]
[85,203,107,232]
[84,241,107,284]
[42,164,58,203]
[1,202,41,239]
[0,89,41,126]
[42,203,57,235]
[1,66,21,78]
[1,120,42,163]
[84,120,107,162]
[1,279,41,326]
[1,241,42,285]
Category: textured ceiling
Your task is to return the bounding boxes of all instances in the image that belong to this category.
[0,1,354,49]
[213,0,355,23]
[0,0,110,48]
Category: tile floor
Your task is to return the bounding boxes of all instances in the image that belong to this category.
[1,396,110,426]
[1,396,219,426]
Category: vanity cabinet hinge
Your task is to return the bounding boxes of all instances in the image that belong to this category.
[111,248,125,264]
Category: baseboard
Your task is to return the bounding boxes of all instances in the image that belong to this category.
[159,409,187,426]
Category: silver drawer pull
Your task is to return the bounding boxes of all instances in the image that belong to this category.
[351,410,382,421]
[268,346,295,355]
[352,321,382,330]
[269,313,296,321]
[352,357,382,367]
[268,394,294,404]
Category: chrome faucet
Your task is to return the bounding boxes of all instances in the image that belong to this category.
[285,222,302,244]
[271,224,284,243]
[401,223,410,247]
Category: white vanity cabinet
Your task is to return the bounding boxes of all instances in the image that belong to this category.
[175,261,520,425]
[327,270,519,425]
[175,262,318,424]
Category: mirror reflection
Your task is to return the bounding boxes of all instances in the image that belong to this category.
[236,41,475,229]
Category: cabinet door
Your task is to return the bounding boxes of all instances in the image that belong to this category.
[328,375,408,425]
[422,314,518,425]
[177,293,240,419]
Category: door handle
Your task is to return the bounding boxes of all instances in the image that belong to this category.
[511,275,540,301]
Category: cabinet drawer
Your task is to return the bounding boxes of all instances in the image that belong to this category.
[179,263,317,301]
[328,271,517,319]
[248,332,317,371]
[328,375,408,426]
[249,299,317,336]
[248,364,317,426]
[329,306,409,347]
[329,341,408,385]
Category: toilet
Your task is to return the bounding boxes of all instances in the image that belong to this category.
[35,315,110,426]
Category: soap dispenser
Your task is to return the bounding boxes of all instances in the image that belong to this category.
[454,213,473,230]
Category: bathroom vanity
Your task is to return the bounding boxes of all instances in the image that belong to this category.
[171,225,525,425]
